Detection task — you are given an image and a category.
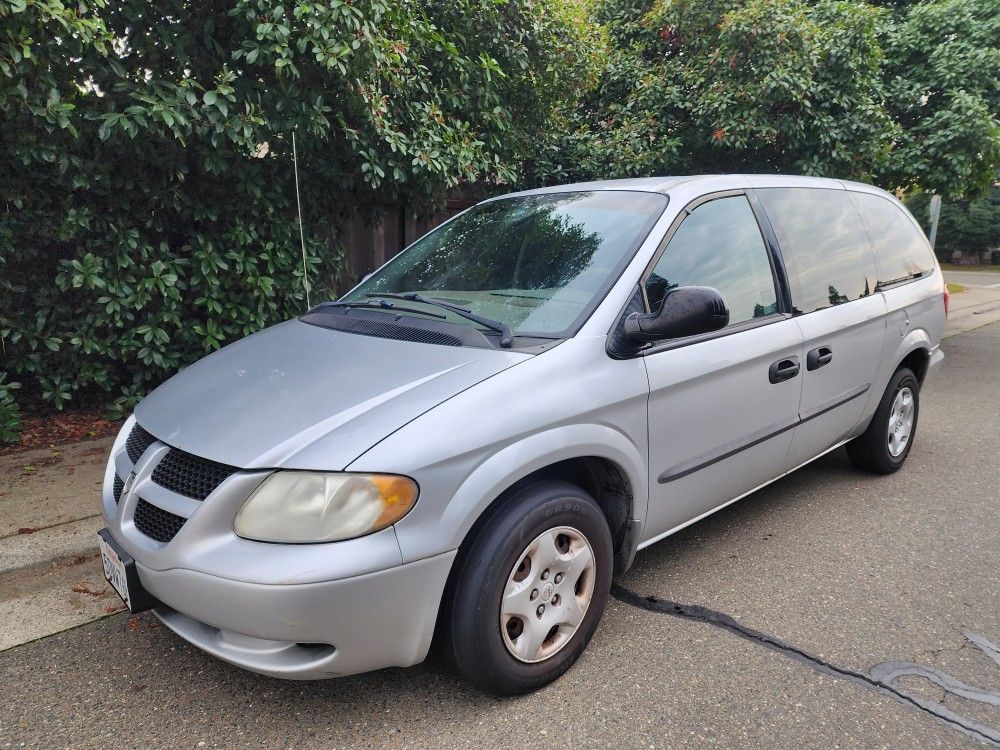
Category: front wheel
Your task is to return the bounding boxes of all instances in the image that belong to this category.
[444,480,613,695]
[847,367,920,474]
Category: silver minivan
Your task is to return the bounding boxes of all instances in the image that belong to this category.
[99,175,946,694]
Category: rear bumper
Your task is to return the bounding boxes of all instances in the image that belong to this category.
[138,549,456,680]
[925,345,945,383]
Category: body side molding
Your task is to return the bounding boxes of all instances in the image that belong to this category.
[657,383,871,483]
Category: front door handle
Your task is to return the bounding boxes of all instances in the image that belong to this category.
[807,346,833,371]
[768,356,800,384]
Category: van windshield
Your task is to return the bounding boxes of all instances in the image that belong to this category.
[341,191,668,338]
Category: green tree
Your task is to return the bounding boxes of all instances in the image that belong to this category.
[907,188,1000,259]
[527,0,1000,200]
[878,0,1000,198]
[528,0,895,184]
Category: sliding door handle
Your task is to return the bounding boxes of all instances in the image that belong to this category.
[768,356,800,383]
[807,346,833,371]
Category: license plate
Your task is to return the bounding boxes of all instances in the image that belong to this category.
[99,533,132,610]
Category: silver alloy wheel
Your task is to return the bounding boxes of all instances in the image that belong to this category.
[499,525,596,664]
[887,386,915,457]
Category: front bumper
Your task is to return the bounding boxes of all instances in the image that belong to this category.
[101,418,458,679]
[140,549,456,680]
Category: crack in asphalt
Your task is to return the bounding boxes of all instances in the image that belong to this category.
[611,584,1000,746]
[0,513,102,541]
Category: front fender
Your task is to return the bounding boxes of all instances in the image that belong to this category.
[378,423,648,565]
[347,334,651,566]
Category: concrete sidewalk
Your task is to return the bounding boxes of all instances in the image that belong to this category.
[945,285,1000,338]
[0,437,121,650]
[942,268,1000,289]
[0,287,998,652]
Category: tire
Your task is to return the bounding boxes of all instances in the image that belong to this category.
[443,480,613,695]
[847,367,920,474]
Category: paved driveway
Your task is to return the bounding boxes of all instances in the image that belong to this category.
[2,323,999,749]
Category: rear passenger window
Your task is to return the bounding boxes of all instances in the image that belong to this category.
[756,188,875,314]
[645,195,778,326]
[850,192,935,288]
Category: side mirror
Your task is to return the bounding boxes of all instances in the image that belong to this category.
[624,286,729,345]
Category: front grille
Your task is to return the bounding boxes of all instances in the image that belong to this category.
[133,498,186,543]
[125,424,157,463]
[112,475,124,504]
[151,449,237,501]
[323,315,463,347]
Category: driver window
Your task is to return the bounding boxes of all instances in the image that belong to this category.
[645,196,778,326]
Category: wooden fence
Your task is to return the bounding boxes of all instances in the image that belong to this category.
[332,196,477,294]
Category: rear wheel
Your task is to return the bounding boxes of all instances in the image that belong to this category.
[444,480,613,695]
[847,367,920,474]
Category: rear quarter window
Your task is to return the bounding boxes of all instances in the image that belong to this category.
[849,192,936,288]
[755,188,876,314]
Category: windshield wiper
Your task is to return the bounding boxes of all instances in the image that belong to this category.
[313,299,446,319]
[366,292,514,348]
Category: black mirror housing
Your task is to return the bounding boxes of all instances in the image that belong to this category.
[624,286,729,345]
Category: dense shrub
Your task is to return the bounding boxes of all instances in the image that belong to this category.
[0,0,595,437]
[2,0,998,445]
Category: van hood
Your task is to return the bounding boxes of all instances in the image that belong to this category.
[135,320,530,470]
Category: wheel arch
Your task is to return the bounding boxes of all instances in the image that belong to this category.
[498,456,639,574]
[438,425,648,577]
[856,330,933,441]
[898,343,931,384]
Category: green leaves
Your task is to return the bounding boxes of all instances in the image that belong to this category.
[878,0,1000,197]
[40,375,73,410]
[527,0,999,199]
[0,0,590,442]
[0,375,22,445]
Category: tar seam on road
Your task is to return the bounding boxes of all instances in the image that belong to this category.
[611,584,1000,746]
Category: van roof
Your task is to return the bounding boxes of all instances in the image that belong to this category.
[500,174,893,200]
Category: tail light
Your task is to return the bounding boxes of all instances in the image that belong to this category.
[943,286,950,317]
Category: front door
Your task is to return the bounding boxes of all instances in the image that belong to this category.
[641,194,804,543]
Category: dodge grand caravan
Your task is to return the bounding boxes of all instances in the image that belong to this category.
[99,175,946,694]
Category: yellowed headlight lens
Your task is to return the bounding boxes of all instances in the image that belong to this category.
[234,472,419,543]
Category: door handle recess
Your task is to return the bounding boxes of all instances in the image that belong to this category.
[768,356,800,383]
[806,346,833,371]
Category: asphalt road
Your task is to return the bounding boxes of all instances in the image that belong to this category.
[2,323,999,749]
[944,270,1000,289]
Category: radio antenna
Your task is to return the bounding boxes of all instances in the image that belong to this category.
[292,130,311,309]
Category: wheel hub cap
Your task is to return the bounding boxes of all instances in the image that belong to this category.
[887,386,915,457]
[500,525,596,664]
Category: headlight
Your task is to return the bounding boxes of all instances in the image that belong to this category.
[234,472,418,543]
